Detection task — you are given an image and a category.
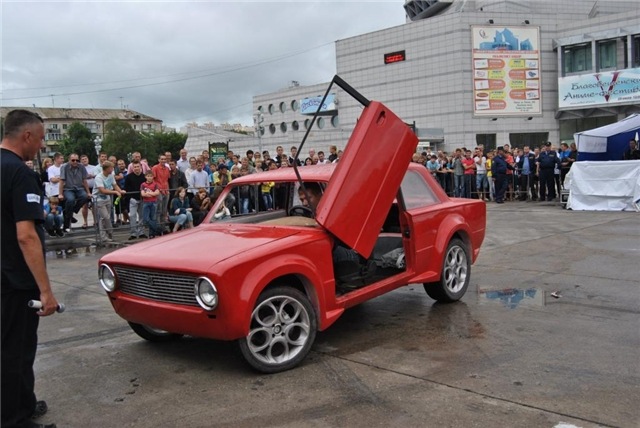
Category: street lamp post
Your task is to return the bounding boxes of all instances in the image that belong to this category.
[94,135,102,158]
[254,113,264,155]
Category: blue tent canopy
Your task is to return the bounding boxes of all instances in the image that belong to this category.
[574,114,640,161]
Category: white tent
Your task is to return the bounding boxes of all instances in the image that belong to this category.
[573,114,640,161]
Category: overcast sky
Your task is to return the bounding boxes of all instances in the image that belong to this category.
[1,1,406,129]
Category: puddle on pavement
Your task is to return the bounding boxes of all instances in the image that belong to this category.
[477,287,547,309]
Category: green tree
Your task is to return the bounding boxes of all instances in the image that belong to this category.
[59,122,97,163]
[142,130,187,160]
[103,119,141,161]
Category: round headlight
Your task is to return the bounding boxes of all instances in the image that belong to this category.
[99,264,116,292]
[194,277,218,310]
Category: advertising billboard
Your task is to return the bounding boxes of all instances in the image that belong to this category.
[558,68,640,109]
[300,93,337,115]
[208,142,228,164]
[471,25,542,116]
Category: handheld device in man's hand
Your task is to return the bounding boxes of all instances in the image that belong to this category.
[28,300,66,313]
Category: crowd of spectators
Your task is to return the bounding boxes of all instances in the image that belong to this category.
[32,136,632,239]
[414,141,578,203]
[31,144,342,241]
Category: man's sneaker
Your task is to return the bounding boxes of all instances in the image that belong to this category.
[71,217,78,224]
[138,234,148,239]
[55,229,65,237]
[47,230,56,237]
[32,400,48,419]
[64,228,72,233]
[102,237,113,242]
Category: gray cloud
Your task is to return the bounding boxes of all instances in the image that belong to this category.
[2,1,405,128]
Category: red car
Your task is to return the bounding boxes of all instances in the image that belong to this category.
[98,79,486,373]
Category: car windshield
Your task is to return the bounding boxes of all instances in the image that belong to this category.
[208,181,327,226]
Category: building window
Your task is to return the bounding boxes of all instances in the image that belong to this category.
[317,117,325,129]
[598,39,617,70]
[147,124,152,130]
[280,122,287,133]
[509,133,549,149]
[133,125,137,130]
[257,105,264,113]
[292,120,299,131]
[633,34,640,68]
[476,134,496,151]
[331,115,339,128]
[563,44,592,74]
[269,123,276,134]
[50,124,58,129]
[279,102,286,113]
[63,124,68,130]
[304,119,310,130]
[291,100,299,111]
[268,104,274,114]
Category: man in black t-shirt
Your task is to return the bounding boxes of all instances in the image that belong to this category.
[1,109,59,428]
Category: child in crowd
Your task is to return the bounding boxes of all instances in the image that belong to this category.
[140,171,163,238]
[261,180,274,210]
[44,196,65,237]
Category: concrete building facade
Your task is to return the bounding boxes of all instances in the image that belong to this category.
[0,107,163,153]
[252,0,640,154]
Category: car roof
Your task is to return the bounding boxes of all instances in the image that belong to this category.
[229,163,335,184]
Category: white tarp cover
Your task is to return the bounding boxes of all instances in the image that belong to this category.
[573,114,640,153]
[567,161,640,211]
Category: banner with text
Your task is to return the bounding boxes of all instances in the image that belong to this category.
[471,25,542,116]
[300,93,337,115]
[558,68,640,109]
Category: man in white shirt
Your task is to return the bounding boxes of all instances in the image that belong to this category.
[188,159,210,195]
[184,157,198,199]
[316,151,329,165]
[46,152,64,197]
[80,154,97,228]
[176,149,189,173]
[474,147,488,201]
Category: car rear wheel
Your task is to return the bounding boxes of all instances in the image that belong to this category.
[424,238,470,302]
[238,286,317,373]
[128,322,183,342]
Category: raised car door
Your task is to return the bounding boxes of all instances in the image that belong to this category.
[315,101,418,258]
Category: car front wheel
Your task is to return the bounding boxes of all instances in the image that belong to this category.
[238,286,317,373]
[424,238,470,302]
[128,322,183,342]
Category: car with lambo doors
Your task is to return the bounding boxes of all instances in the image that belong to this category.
[98,76,486,373]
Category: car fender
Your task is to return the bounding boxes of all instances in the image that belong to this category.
[434,212,472,257]
[235,249,333,337]
[409,212,471,284]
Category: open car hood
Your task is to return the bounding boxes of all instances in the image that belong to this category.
[315,101,417,258]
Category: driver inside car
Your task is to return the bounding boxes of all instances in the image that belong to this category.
[297,183,376,289]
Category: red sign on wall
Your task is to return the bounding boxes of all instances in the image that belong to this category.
[384,50,406,65]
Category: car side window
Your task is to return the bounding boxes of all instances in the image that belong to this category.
[401,170,439,210]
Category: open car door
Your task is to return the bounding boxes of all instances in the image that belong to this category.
[315,100,417,258]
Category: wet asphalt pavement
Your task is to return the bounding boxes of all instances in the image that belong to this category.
[34,202,639,427]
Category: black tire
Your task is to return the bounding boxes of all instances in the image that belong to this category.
[238,286,317,373]
[424,238,470,302]
[128,322,183,342]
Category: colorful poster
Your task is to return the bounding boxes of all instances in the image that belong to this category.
[558,68,640,109]
[471,25,542,116]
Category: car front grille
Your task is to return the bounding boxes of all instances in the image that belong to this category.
[114,267,200,307]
